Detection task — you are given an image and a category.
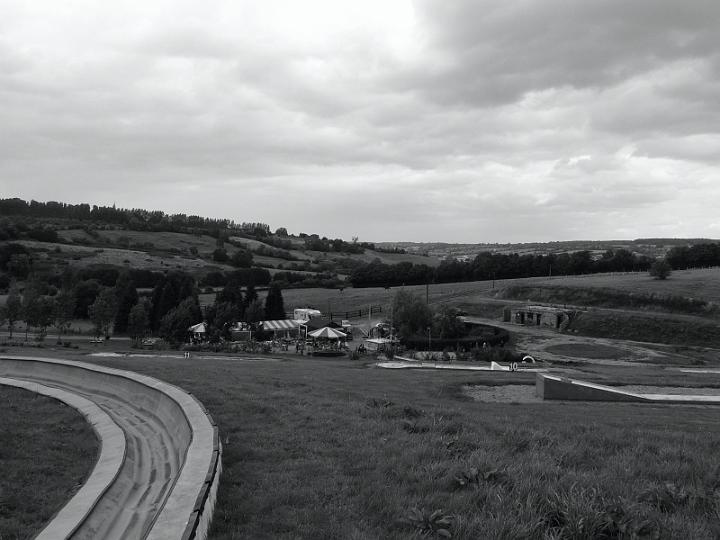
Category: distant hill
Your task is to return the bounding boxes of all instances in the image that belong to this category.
[1,197,717,291]
[377,238,720,261]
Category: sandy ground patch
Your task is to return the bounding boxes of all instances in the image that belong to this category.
[462,384,541,403]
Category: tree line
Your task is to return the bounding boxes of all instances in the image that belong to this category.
[665,243,720,269]
[350,249,656,288]
[0,198,274,238]
[0,267,285,346]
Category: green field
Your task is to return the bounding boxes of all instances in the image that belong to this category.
[74,352,720,540]
[0,385,98,539]
[527,268,720,303]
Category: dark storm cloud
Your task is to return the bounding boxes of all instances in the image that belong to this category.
[406,0,720,106]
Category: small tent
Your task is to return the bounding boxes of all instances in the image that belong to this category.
[188,322,207,343]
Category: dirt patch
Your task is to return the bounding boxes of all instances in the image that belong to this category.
[545,343,628,360]
[463,384,540,403]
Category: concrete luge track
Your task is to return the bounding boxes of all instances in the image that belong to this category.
[0,355,221,540]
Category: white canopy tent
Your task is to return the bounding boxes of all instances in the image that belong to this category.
[188,322,207,334]
[308,327,347,340]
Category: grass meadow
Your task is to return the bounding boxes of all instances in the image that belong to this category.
[0,385,97,539]
[528,268,720,304]
[279,268,720,317]
[76,352,720,540]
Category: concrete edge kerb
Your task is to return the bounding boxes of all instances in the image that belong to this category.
[0,355,220,540]
[0,376,127,540]
[536,373,720,405]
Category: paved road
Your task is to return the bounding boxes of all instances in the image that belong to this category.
[0,331,131,342]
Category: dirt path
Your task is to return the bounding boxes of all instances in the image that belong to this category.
[460,315,677,366]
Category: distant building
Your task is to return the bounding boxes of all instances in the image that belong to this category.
[504,305,573,331]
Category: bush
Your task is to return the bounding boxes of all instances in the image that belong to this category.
[212,248,229,263]
[649,259,672,280]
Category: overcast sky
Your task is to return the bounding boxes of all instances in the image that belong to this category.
[1,1,719,243]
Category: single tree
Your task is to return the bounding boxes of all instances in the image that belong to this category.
[159,297,202,344]
[244,299,264,323]
[4,286,22,339]
[53,289,76,342]
[212,301,239,340]
[21,282,42,341]
[73,279,101,318]
[392,290,433,340]
[113,272,138,334]
[212,248,229,263]
[127,301,150,344]
[230,249,253,268]
[89,288,118,338]
[245,283,258,304]
[433,305,465,339]
[649,259,672,280]
[264,284,285,320]
[33,297,55,340]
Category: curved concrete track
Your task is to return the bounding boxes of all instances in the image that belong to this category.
[0,355,221,540]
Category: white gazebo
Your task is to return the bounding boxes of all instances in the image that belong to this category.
[308,326,347,340]
[188,322,207,343]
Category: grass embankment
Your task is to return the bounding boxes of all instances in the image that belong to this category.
[85,354,720,539]
[498,285,719,317]
[569,311,720,349]
[526,268,720,304]
[0,386,97,539]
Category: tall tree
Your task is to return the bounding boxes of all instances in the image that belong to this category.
[53,289,76,342]
[89,288,118,338]
[212,301,239,340]
[113,272,138,333]
[264,284,285,320]
[127,301,150,343]
[73,279,101,318]
[244,299,264,323]
[245,282,258,304]
[21,282,42,341]
[159,297,202,344]
[4,286,22,339]
[392,290,433,340]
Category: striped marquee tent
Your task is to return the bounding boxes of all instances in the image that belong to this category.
[260,319,301,337]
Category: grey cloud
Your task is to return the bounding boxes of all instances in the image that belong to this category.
[403,0,720,107]
[1,0,719,242]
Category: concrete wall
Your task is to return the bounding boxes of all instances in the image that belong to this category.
[0,356,221,540]
[536,373,649,403]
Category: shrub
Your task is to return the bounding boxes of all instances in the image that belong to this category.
[649,259,672,280]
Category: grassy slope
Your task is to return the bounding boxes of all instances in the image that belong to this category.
[0,386,98,539]
[22,228,442,275]
[527,268,720,303]
[83,354,720,540]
